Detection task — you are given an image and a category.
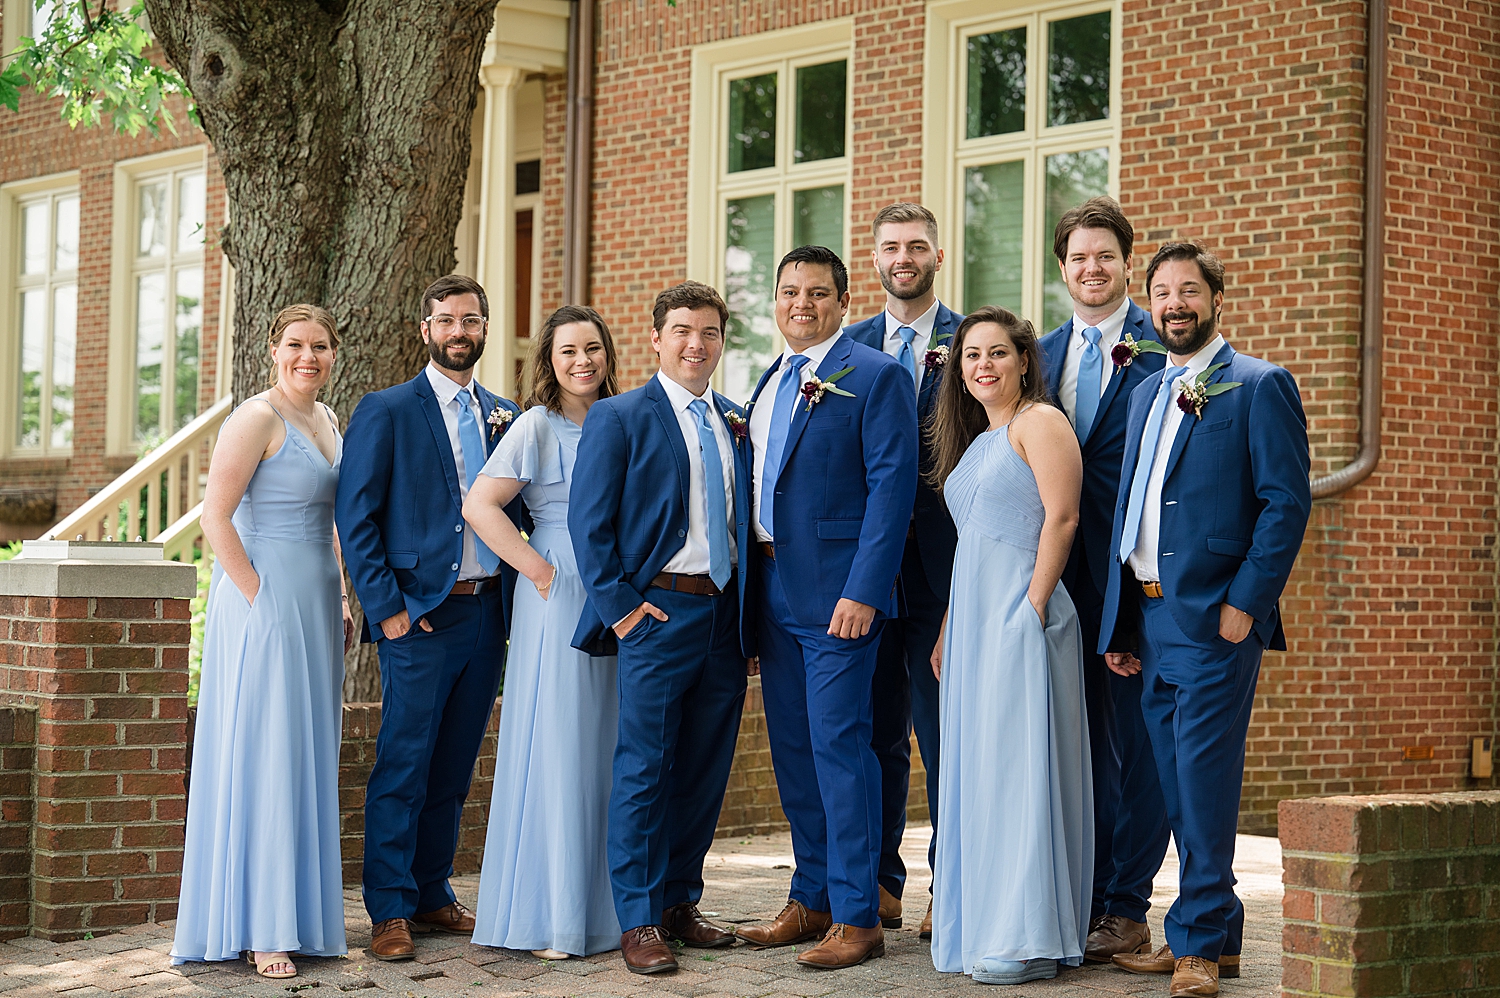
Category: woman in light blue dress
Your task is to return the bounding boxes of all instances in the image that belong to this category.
[926,306,1094,986]
[464,305,622,959]
[173,305,354,978]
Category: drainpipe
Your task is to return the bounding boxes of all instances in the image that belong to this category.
[1310,0,1386,499]
[562,0,594,305]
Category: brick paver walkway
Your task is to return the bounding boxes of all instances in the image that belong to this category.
[0,827,1281,998]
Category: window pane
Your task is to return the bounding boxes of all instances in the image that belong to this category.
[793,185,844,250]
[1042,148,1111,329]
[135,272,167,440]
[138,181,168,257]
[963,161,1025,314]
[174,268,204,430]
[723,194,777,403]
[1048,12,1111,127]
[727,72,777,173]
[21,202,47,275]
[795,60,846,163]
[18,289,44,448]
[54,195,79,271]
[51,284,76,448]
[177,173,206,249]
[967,27,1027,139]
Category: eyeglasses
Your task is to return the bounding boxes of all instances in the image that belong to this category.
[426,314,487,334]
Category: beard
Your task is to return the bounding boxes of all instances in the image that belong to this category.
[1156,308,1218,356]
[428,333,486,372]
[877,257,937,301]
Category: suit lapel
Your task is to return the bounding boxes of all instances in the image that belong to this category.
[415,373,464,509]
[472,383,498,456]
[713,391,750,533]
[1042,320,1071,404]
[920,304,959,410]
[1085,308,1146,448]
[648,377,693,517]
[1160,342,1236,486]
[781,333,853,468]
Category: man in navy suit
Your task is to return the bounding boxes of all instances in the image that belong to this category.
[734,246,917,970]
[335,275,522,960]
[1100,243,1310,996]
[1037,197,1172,962]
[844,202,958,938]
[569,282,755,975]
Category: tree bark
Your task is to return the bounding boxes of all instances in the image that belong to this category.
[145,0,501,700]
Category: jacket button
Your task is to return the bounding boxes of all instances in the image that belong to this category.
[455,524,463,532]
[451,563,460,571]
[678,529,686,537]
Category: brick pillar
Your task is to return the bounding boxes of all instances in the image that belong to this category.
[0,705,37,939]
[0,541,196,939]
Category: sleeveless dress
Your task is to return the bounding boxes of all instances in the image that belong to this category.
[172,403,348,963]
[471,407,621,956]
[930,419,1093,979]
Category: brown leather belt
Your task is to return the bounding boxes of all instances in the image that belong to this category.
[1141,580,1164,598]
[650,572,728,597]
[450,576,504,596]
[758,542,776,560]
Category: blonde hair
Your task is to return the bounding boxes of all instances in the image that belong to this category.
[267,304,340,386]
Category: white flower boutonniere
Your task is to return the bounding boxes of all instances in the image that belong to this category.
[1111,333,1168,368]
[724,411,749,444]
[801,367,857,412]
[924,345,950,371]
[487,404,514,441]
[1176,364,1242,419]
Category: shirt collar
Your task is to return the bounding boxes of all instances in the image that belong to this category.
[780,329,845,371]
[655,370,717,414]
[426,363,478,407]
[1172,333,1227,380]
[1071,296,1133,345]
[883,299,942,340]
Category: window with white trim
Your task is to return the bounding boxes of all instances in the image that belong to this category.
[13,188,79,454]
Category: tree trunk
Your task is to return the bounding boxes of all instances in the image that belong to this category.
[145,0,501,701]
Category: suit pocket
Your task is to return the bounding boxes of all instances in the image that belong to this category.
[1206,535,1252,557]
[816,518,863,540]
[388,550,419,569]
[1195,419,1233,435]
[806,414,852,431]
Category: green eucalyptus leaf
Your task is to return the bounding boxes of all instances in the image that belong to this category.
[825,366,855,384]
[823,385,856,398]
[1203,381,1242,397]
[1135,339,1168,354]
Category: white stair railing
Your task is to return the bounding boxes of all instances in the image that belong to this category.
[43,396,232,560]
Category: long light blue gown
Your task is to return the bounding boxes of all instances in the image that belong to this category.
[173,405,347,963]
[931,420,1093,979]
[472,406,621,956]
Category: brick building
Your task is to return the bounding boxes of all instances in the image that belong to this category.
[1,0,1496,832]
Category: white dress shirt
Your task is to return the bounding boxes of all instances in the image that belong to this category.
[1127,333,1227,582]
[881,298,942,396]
[656,371,738,575]
[1058,295,1132,429]
[750,331,846,543]
[425,363,489,581]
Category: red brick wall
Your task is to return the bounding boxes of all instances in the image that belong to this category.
[0,704,37,939]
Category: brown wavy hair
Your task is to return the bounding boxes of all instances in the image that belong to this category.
[524,305,621,412]
[926,305,1049,490]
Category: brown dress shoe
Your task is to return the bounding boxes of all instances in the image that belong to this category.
[734,900,832,947]
[411,901,476,934]
[662,903,735,948]
[919,898,932,939]
[1114,944,1239,978]
[1085,913,1151,962]
[796,923,885,969]
[877,885,902,929]
[1170,955,1220,997]
[369,918,415,961]
[620,924,678,974]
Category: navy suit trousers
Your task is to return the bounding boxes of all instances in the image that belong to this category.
[364,592,505,923]
[1137,594,1256,960]
[608,585,747,932]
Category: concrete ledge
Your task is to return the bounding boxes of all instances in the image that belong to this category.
[0,560,198,599]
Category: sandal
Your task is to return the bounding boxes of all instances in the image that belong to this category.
[247,951,298,979]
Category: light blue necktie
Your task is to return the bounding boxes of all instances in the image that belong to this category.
[455,393,501,575]
[758,354,811,537]
[896,325,919,386]
[1118,366,1188,563]
[1074,326,1103,442]
[689,399,732,590]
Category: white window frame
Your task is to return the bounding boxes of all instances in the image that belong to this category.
[924,0,1122,323]
[0,172,81,458]
[686,18,855,400]
[105,147,208,456]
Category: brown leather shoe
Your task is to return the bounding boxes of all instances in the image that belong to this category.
[1115,945,1239,979]
[369,918,415,961]
[411,901,476,934]
[1085,913,1151,962]
[877,885,902,929]
[734,900,832,947]
[662,903,735,948]
[1170,955,1220,996]
[620,924,678,974]
[919,898,932,939]
[796,923,885,969]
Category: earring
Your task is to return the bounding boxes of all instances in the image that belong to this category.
[1022,372,1028,389]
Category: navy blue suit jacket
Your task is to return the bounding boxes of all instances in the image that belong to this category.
[335,372,523,643]
[845,303,962,598]
[749,333,918,627]
[1038,299,1166,605]
[567,376,756,657]
[1098,342,1311,653]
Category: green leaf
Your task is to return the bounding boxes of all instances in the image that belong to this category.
[1196,363,1229,384]
[1135,339,1168,355]
[823,385,856,398]
[824,366,855,384]
[1203,381,1242,397]
[0,62,24,112]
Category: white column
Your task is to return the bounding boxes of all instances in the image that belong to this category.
[475,63,524,399]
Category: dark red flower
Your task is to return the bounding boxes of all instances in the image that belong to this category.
[1112,342,1134,367]
[924,349,946,370]
[728,420,748,442]
[801,381,819,401]
[1176,393,1196,415]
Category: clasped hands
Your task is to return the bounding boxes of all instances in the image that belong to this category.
[1103,602,1254,676]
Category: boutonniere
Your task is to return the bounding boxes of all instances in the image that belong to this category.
[924,345,950,371]
[1176,364,1243,419]
[724,411,749,443]
[1111,333,1168,368]
[486,404,514,440]
[801,366,857,411]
